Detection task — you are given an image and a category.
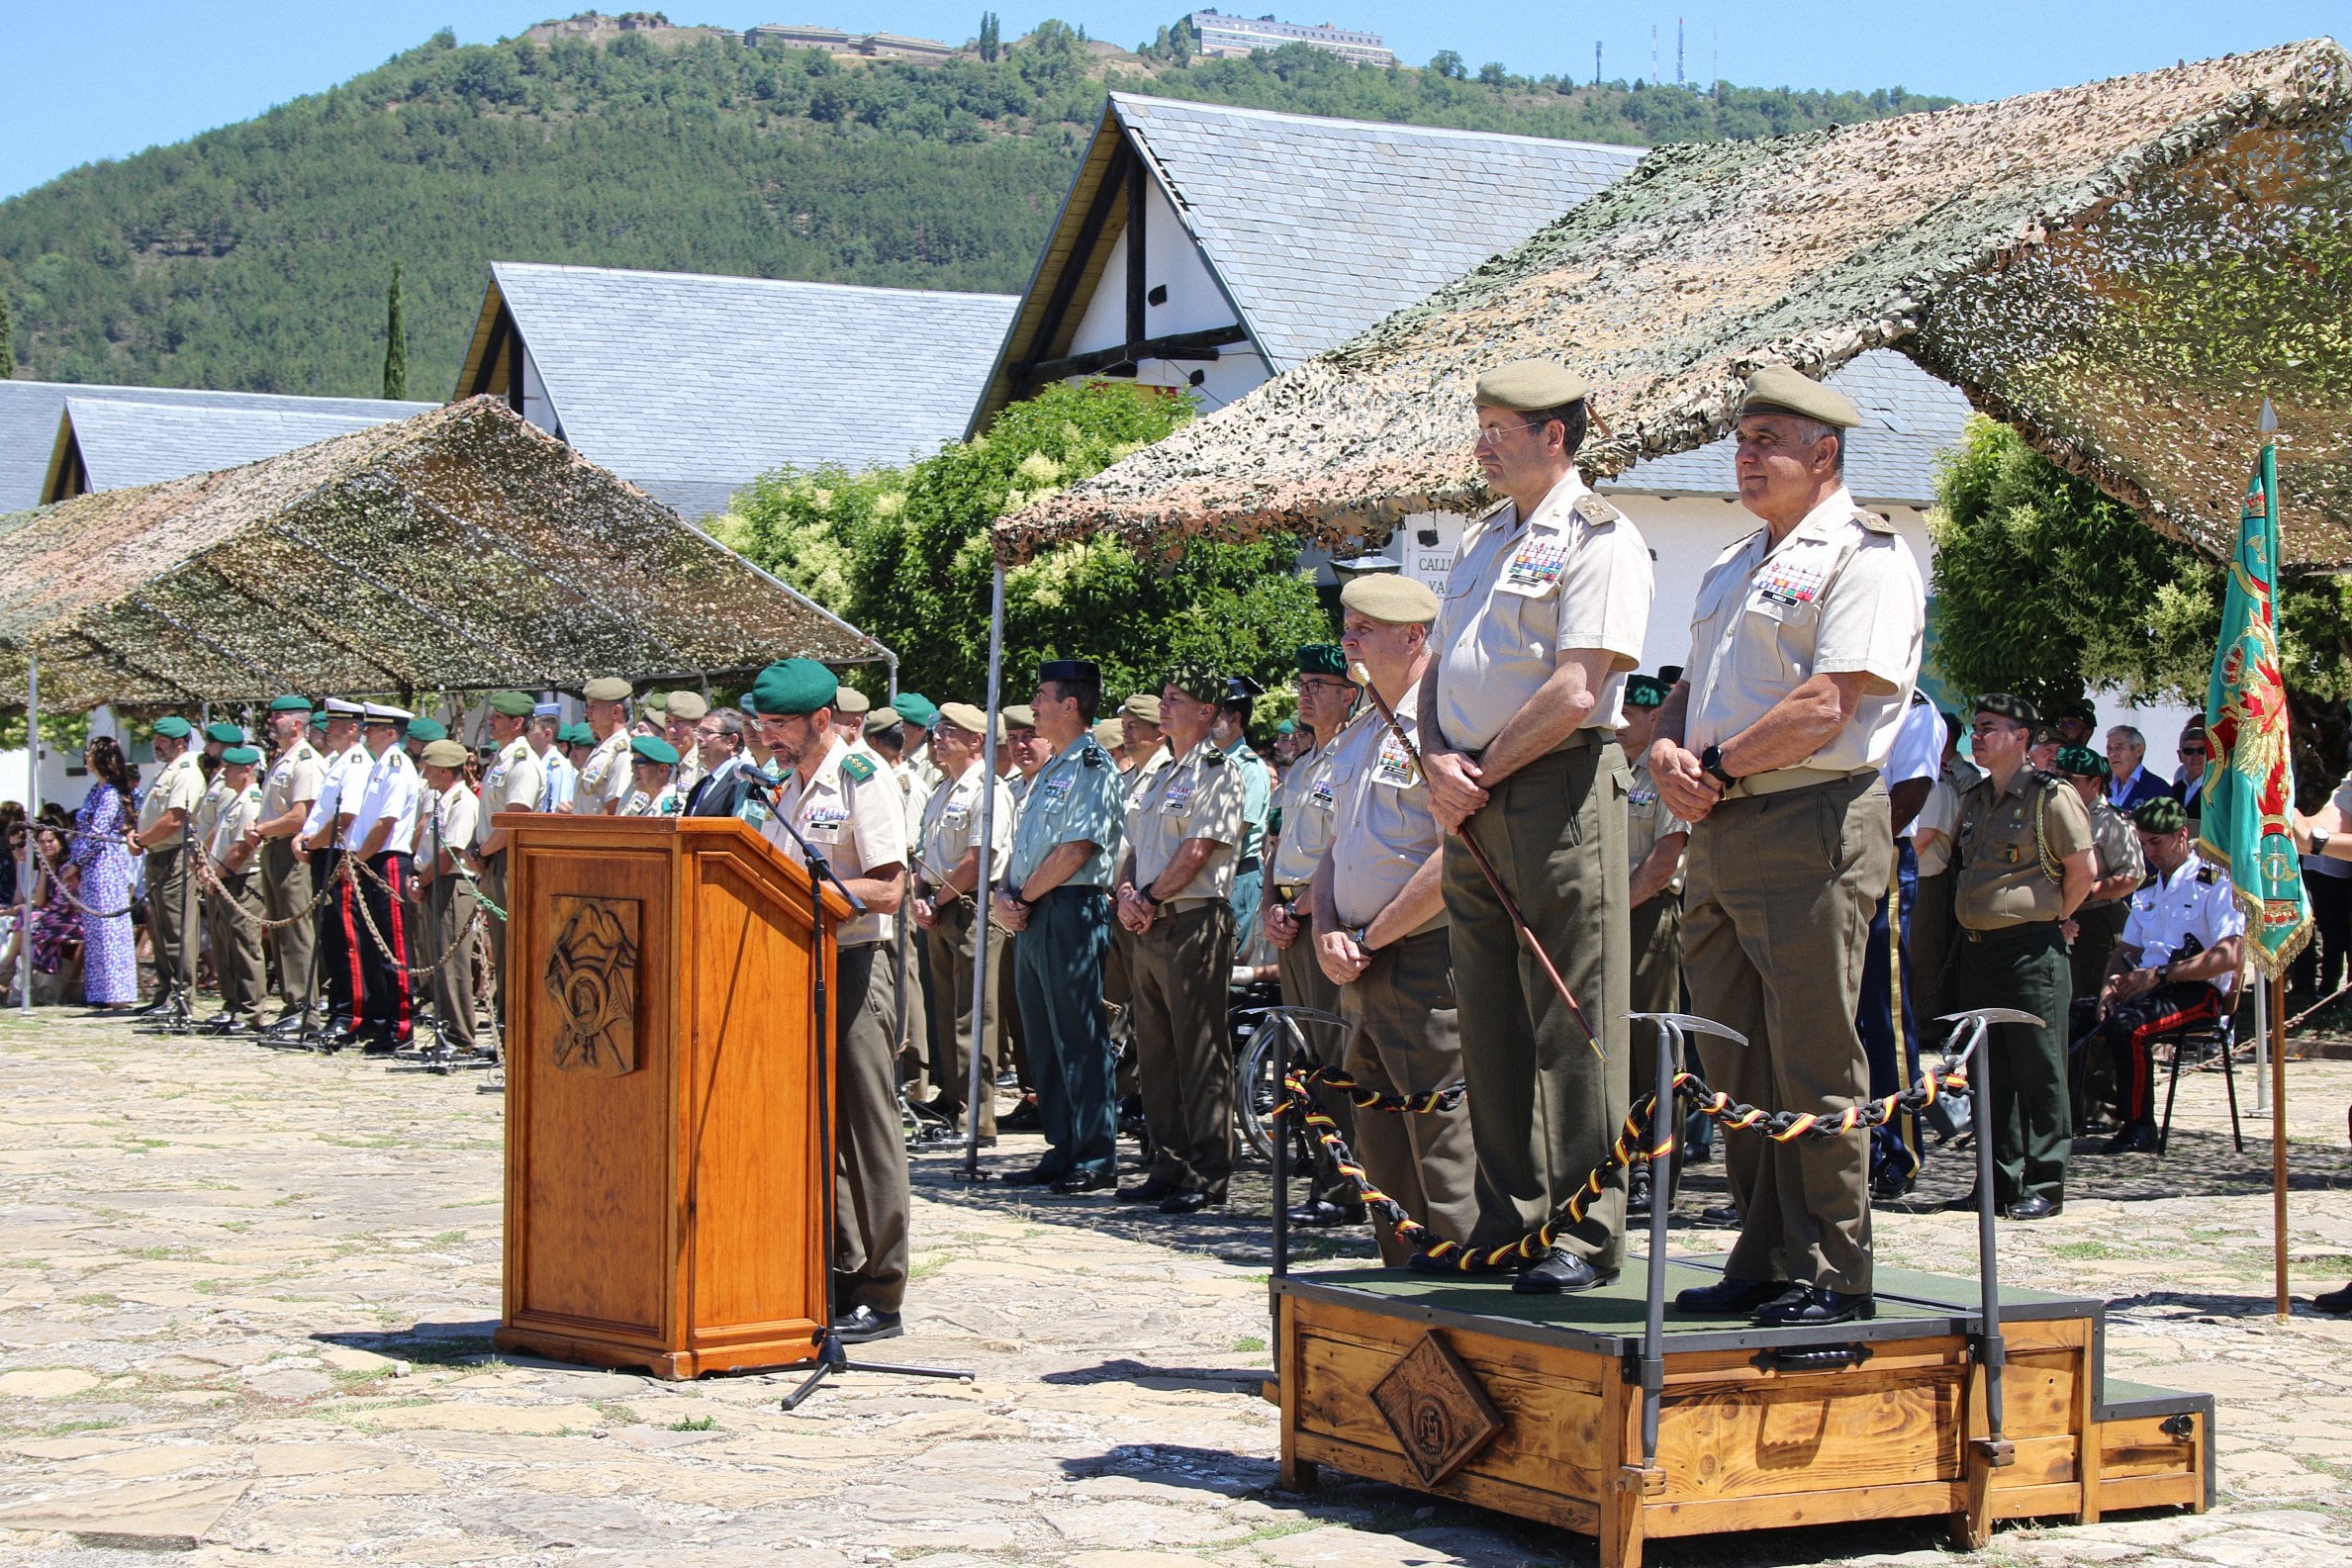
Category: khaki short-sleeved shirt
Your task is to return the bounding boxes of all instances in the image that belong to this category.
[139,753,206,836]
[894,759,934,865]
[476,735,543,849]
[1627,758,1692,896]
[428,783,479,867]
[259,741,326,821]
[577,729,631,813]
[1684,486,1927,773]
[1268,736,1340,892]
[765,737,906,948]
[2083,796,2146,906]
[1954,768,2094,929]
[193,775,231,854]
[1327,690,1447,933]
[1126,738,1246,900]
[208,784,264,871]
[1431,472,1652,753]
[917,762,1014,888]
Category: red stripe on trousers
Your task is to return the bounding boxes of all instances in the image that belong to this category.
[338,879,366,1019]
[380,860,413,1042]
[2123,993,2221,1121]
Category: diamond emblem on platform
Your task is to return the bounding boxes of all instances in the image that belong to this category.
[1369,1331,1505,1486]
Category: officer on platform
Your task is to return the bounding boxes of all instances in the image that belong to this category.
[1420,359,1652,1293]
[1651,366,1926,1327]
[576,678,635,815]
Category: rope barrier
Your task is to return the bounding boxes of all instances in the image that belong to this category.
[1277,1061,1970,1273]
[337,855,488,979]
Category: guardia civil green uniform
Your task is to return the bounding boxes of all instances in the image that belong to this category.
[1426,360,1651,1282]
[1953,698,2095,1212]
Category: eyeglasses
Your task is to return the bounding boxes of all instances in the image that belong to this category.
[1295,677,1355,693]
[1473,419,1541,448]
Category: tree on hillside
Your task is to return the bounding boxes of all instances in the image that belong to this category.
[1429,51,1466,80]
[978,12,999,63]
[1928,415,2352,804]
[380,262,408,400]
[723,381,1331,716]
[0,292,13,379]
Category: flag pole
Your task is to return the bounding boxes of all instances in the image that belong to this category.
[2272,968,2289,1321]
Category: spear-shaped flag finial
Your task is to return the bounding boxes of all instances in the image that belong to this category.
[2260,396,2279,435]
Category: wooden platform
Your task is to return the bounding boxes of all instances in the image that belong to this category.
[1271,1259,2209,1568]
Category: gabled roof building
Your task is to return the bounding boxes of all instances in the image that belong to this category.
[453,262,1019,520]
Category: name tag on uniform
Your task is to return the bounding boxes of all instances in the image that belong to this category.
[1165,778,1197,809]
[1500,540,1568,596]
[801,806,848,842]
[483,766,507,790]
[1373,735,1417,788]
[1756,561,1829,606]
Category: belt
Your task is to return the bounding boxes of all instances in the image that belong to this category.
[1237,858,1263,875]
[1271,882,1303,906]
[1465,728,1601,766]
[1721,765,1874,801]
[1963,920,2063,943]
[1156,895,1223,915]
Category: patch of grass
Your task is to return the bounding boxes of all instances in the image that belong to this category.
[68,1292,116,1307]
[429,1231,467,1246]
[331,1366,393,1388]
[1232,1336,1267,1354]
[215,1220,253,1234]
[1245,1519,1321,1544]
[907,1252,956,1282]
[2051,1241,2124,1261]
[593,1400,638,1425]
[40,1417,124,1436]
[122,1245,204,1261]
[668,1414,717,1431]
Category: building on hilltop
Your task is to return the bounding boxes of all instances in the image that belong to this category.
[1187,11,1393,67]
[744,23,957,61]
[452,262,1017,520]
[0,381,435,511]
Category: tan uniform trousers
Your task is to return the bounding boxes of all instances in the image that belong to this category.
[896,907,932,1095]
[1446,738,1631,1268]
[259,837,317,1025]
[1130,899,1237,1198]
[146,844,200,1003]
[210,869,266,1019]
[837,941,910,1314]
[922,898,998,1138]
[1339,929,1479,1265]
[1104,926,1140,1100]
[426,875,479,1050]
[477,851,511,1026]
[1683,772,1889,1295]
[1275,911,1357,1209]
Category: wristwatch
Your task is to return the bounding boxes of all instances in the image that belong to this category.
[1698,744,1738,790]
[1142,884,1167,907]
[2314,829,2333,857]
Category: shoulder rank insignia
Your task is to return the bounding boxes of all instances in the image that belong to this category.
[1569,493,1625,528]
[1470,496,1512,523]
[2196,865,2217,884]
[1082,743,1104,769]
[1851,507,1897,535]
[1201,750,1225,768]
[841,753,877,784]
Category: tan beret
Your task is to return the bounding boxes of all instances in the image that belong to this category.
[1119,693,1162,725]
[936,701,988,736]
[1092,718,1125,751]
[832,685,872,715]
[1474,359,1587,412]
[583,676,632,702]
[664,691,708,721]
[863,707,902,737]
[1341,573,1441,625]
[420,738,470,770]
[1739,365,1860,429]
[1000,703,1037,730]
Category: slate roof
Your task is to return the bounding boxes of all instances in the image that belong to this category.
[58,399,417,498]
[467,263,1019,518]
[1603,350,1974,505]
[0,380,433,512]
[1112,94,1646,371]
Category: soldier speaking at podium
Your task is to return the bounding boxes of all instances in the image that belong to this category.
[749,659,913,1344]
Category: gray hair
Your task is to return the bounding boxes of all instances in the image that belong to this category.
[1792,415,1846,474]
[2108,725,2145,750]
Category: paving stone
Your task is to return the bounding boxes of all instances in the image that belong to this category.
[0,1476,248,1548]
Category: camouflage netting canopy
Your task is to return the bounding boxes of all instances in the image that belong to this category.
[0,397,887,709]
[995,40,2352,567]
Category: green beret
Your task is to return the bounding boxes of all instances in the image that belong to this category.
[268,693,313,713]
[892,691,938,729]
[751,659,839,717]
[2132,796,2187,835]
[152,716,192,739]
[309,712,328,731]
[404,717,448,743]
[1975,692,2039,725]
[204,721,243,745]
[420,739,469,770]
[1274,719,1296,735]
[642,691,669,715]
[665,691,708,722]
[1340,574,1441,625]
[1740,365,1860,429]
[561,722,594,747]
[1474,359,1588,412]
[2056,745,2106,780]
[582,677,632,703]
[221,745,262,767]
[1294,644,1348,678]
[1164,662,1224,702]
[833,685,872,716]
[488,691,534,717]
[1625,675,1670,709]
[630,735,680,767]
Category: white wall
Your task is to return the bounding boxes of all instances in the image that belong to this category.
[1062,177,1270,413]
[519,343,561,437]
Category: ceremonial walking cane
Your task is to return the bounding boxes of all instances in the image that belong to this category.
[1345,662,1599,1054]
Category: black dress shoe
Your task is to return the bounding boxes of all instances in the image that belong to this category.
[213,1017,257,1038]
[1159,1189,1221,1215]
[1285,1199,1366,1228]
[1939,1191,1988,1212]
[2003,1195,2061,1220]
[1003,1164,1066,1186]
[830,1305,903,1343]
[361,1039,401,1058]
[1674,1275,1791,1314]
[1753,1285,1875,1327]
[1115,1178,1179,1204]
[1698,1203,1741,1227]
[1051,1168,1115,1195]
[2103,1122,2160,1154]
[2311,1281,2352,1315]
[129,996,176,1018]
[1512,1246,1616,1295]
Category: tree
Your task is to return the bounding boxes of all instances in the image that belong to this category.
[380,262,408,400]
[1477,62,1509,88]
[724,381,1332,720]
[1928,415,2352,804]
[978,12,999,63]
[1429,50,1466,80]
[0,291,12,379]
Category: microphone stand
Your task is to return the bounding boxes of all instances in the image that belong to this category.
[754,769,974,1411]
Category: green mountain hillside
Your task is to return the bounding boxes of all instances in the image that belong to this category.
[0,17,1952,400]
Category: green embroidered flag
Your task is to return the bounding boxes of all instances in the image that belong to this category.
[2199,431,2311,974]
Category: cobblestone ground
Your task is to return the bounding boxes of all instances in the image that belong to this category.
[2,1010,2348,1567]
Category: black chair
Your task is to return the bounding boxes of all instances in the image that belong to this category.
[2156,968,2244,1156]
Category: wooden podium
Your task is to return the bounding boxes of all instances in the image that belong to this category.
[492,812,849,1379]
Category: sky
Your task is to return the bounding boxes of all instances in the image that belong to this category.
[4,1,2346,200]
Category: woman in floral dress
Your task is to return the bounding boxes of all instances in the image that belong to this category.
[70,736,139,1009]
